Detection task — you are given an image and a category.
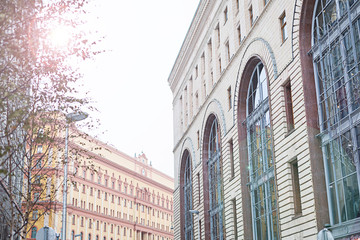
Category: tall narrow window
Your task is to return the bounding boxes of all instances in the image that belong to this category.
[290,160,302,216]
[235,0,239,11]
[280,12,287,42]
[201,53,205,75]
[237,25,241,46]
[227,86,232,110]
[224,7,228,24]
[208,39,212,59]
[215,24,220,47]
[31,227,37,238]
[232,199,238,240]
[197,130,200,149]
[195,92,199,111]
[249,6,254,26]
[284,80,294,132]
[229,139,235,178]
[195,66,198,79]
[218,56,222,73]
[225,41,230,63]
[311,0,360,230]
[246,62,279,239]
[207,116,225,239]
[197,172,201,205]
[182,151,193,240]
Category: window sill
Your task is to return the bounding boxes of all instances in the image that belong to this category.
[291,213,302,220]
[285,128,295,137]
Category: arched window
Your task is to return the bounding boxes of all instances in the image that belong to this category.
[207,116,225,239]
[88,234,91,240]
[246,62,278,239]
[311,0,360,226]
[31,227,37,238]
[182,150,193,240]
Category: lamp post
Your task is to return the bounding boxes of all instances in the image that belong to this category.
[189,210,200,240]
[61,112,88,240]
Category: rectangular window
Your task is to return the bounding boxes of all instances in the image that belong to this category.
[195,65,198,78]
[229,139,234,178]
[280,12,288,42]
[224,7,228,24]
[208,39,212,59]
[218,56,222,73]
[37,145,43,154]
[195,92,199,111]
[237,25,241,45]
[197,130,200,149]
[291,160,302,216]
[232,199,238,240]
[227,86,232,110]
[284,80,294,132]
[236,0,239,11]
[215,24,220,47]
[249,6,254,26]
[201,53,205,75]
[197,173,201,205]
[225,41,230,63]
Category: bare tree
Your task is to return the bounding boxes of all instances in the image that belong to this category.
[0,0,100,239]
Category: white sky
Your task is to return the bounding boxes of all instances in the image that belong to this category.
[78,0,200,178]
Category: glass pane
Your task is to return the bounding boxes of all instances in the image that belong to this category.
[343,174,360,221]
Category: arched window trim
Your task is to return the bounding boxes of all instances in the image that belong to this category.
[183,150,194,240]
[246,61,279,240]
[31,227,37,239]
[207,116,225,240]
[311,0,360,228]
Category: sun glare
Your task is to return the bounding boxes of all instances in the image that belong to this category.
[47,25,72,50]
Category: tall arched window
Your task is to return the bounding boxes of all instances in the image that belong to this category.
[311,0,360,227]
[207,117,225,240]
[246,62,278,239]
[183,150,194,240]
[31,227,37,239]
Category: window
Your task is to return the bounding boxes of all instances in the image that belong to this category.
[208,39,212,59]
[246,62,278,239]
[89,219,92,229]
[218,56,222,73]
[182,150,194,240]
[201,53,205,75]
[291,160,302,216]
[98,190,101,198]
[249,6,254,26]
[81,217,84,227]
[280,12,287,42]
[197,173,201,205]
[32,210,38,220]
[311,0,360,228]
[227,86,232,110]
[195,65,198,78]
[88,234,91,240]
[207,116,225,239]
[229,139,235,178]
[232,199,238,240]
[96,221,99,230]
[284,80,294,132]
[72,215,75,225]
[224,7,228,24]
[235,0,239,10]
[237,25,241,45]
[104,223,106,232]
[197,130,200,149]
[225,41,230,63]
[215,24,220,47]
[31,227,37,238]
[195,92,199,111]
[37,145,43,153]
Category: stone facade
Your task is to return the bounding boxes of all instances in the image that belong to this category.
[168,0,360,239]
[26,128,174,240]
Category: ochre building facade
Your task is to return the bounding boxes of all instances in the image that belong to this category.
[27,129,174,240]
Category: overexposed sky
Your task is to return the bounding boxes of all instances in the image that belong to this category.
[79,0,200,177]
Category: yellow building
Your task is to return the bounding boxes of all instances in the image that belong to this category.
[27,126,174,240]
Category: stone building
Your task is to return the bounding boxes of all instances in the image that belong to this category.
[26,128,174,240]
[168,0,360,239]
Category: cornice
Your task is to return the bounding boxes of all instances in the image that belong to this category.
[69,142,173,194]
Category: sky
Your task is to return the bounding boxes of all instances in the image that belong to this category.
[77,0,200,178]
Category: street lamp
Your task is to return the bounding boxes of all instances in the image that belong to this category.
[62,112,88,240]
[189,210,200,240]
